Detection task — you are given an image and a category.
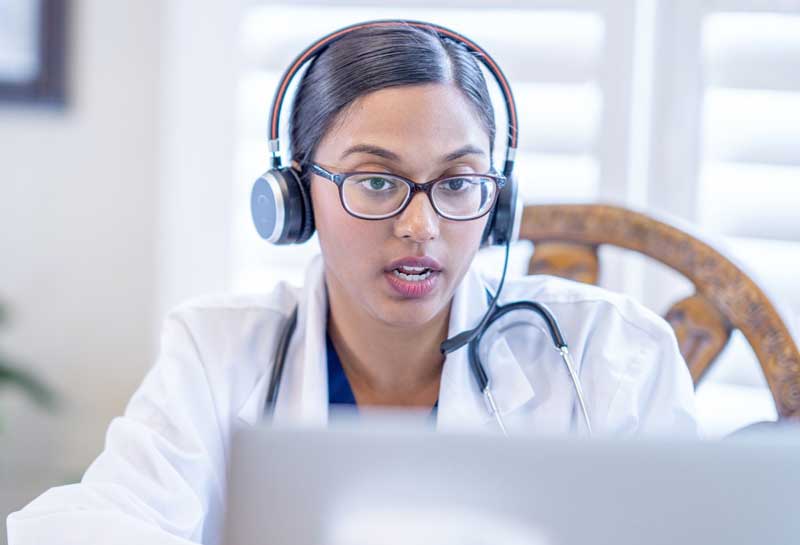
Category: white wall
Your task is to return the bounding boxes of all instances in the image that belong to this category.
[0,0,162,538]
[156,0,238,324]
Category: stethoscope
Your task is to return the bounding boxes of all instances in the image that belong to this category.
[263,241,593,437]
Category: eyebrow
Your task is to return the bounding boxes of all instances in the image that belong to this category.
[339,143,486,162]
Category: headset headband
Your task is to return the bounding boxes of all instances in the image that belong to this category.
[267,19,519,177]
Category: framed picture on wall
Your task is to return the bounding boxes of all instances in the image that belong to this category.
[0,0,67,105]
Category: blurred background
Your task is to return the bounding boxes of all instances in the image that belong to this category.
[1,0,798,540]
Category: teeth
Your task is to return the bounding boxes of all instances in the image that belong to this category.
[400,265,427,272]
[392,269,433,282]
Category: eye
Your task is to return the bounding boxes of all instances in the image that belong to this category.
[442,178,472,191]
[360,176,396,191]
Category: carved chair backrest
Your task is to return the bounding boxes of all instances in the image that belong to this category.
[521,204,800,420]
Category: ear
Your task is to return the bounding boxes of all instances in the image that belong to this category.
[290,159,302,173]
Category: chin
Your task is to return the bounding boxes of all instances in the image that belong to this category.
[371,295,447,329]
[376,312,438,330]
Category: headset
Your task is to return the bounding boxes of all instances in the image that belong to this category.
[252,20,591,436]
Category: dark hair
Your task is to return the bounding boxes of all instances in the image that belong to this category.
[288,24,496,183]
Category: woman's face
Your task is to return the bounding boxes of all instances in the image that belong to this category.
[310,83,492,328]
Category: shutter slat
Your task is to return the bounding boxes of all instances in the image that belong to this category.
[698,162,800,241]
[703,88,800,166]
[704,13,800,92]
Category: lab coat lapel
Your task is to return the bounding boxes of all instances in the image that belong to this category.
[276,254,329,425]
[436,262,536,431]
[237,255,329,427]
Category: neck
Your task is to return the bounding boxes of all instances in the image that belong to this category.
[325,272,451,405]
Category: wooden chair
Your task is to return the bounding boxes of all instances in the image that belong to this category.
[519,204,800,421]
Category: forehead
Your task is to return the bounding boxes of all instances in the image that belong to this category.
[316,83,491,165]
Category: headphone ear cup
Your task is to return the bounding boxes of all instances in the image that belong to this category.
[481,173,519,247]
[480,205,497,248]
[251,167,315,244]
[292,168,316,244]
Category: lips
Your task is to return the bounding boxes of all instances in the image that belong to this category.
[384,256,443,274]
[384,255,443,299]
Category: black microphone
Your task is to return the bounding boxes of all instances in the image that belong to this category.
[440,238,512,355]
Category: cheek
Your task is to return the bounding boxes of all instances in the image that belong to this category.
[312,181,381,265]
[444,216,488,252]
[438,216,488,281]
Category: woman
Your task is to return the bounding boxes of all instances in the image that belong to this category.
[8,22,697,545]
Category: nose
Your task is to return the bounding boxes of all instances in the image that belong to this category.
[393,191,440,243]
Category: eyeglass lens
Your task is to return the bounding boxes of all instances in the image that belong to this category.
[341,174,498,219]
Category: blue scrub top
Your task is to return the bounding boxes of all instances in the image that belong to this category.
[326,330,438,415]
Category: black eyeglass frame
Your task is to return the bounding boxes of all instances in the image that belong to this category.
[306,162,507,221]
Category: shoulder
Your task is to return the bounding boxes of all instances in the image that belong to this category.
[496,273,674,346]
[493,274,696,434]
[163,282,300,339]
[140,282,303,425]
[168,282,299,321]
[155,282,302,384]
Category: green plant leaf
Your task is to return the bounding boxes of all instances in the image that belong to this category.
[0,358,59,411]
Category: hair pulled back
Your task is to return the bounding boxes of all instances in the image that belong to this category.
[288,24,496,182]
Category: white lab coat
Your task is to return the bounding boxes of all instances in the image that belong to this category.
[7,254,697,544]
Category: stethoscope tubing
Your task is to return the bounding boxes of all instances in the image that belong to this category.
[467,299,592,436]
[265,305,297,409]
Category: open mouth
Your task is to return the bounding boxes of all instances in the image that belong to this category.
[391,266,434,282]
[383,256,443,298]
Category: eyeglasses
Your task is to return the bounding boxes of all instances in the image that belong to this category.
[307,162,506,221]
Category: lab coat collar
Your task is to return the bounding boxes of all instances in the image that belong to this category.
[238,254,535,429]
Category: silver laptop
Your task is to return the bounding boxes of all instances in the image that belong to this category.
[223,412,800,545]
